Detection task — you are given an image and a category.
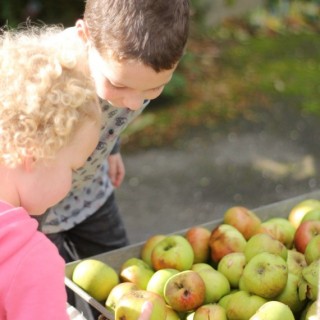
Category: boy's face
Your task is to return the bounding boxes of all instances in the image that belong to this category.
[18,120,100,215]
[88,45,176,110]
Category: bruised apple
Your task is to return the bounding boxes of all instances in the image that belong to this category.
[209,224,247,263]
[223,206,261,240]
[151,235,194,271]
[286,249,307,276]
[192,303,227,320]
[164,270,206,313]
[115,290,167,320]
[217,252,246,288]
[241,252,288,299]
[185,226,211,263]
[120,257,154,290]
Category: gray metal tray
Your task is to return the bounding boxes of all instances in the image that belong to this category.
[65,190,320,319]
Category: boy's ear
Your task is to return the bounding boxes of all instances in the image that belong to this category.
[75,19,90,44]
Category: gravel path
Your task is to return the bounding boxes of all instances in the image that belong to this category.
[116,102,320,243]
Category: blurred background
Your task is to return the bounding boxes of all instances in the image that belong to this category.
[2,0,320,242]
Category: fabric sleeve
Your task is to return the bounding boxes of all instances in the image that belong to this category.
[5,237,69,320]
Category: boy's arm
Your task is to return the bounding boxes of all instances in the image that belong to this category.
[108,138,125,188]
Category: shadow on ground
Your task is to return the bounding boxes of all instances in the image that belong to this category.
[116,103,320,244]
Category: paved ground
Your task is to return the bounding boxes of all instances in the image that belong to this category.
[116,102,320,244]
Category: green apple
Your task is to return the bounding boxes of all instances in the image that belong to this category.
[224,290,267,320]
[294,220,320,253]
[301,208,320,222]
[72,259,119,302]
[146,268,179,298]
[288,198,320,229]
[223,206,261,240]
[140,234,166,267]
[151,235,194,271]
[217,252,246,288]
[241,252,288,299]
[120,257,154,290]
[105,282,138,311]
[209,224,247,263]
[164,270,206,313]
[299,259,319,301]
[249,301,295,320]
[192,303,227,320]
[286,249,307,276]
[196,268,230,303]
[115,289,167,320]
[218,291,236,309]
[185,226,211,263]
[304,300,317,320]
[191,262,214,272]
[165,305,181,320]
[274,273,306,314]
[304,234,320,264]
[244,233,287,262]
[259,217,296,248]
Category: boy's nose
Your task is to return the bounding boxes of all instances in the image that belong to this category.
[123,95,145,111]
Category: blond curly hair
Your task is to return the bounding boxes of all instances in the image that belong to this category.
[0,25,99,168]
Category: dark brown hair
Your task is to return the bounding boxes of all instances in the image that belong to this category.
[84,0,190,72]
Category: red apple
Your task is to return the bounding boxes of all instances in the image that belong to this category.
[223,206,261,240]
[185,226,211,263]
[293,220,320,253]
[164,270,206,313]
[209,224,247,264]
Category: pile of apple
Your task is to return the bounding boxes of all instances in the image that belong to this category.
[72,198,320,320]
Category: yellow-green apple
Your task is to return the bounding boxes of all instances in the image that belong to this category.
[286,249,307,276]
[301,208,320,222]
[244,233,287,262]
[304,300,317,320]
[274,273,306,314]
[259,217,296,248]
[72,259,119,302]
[293,220,320,253]
[151,235,194,271]
[223,290,267,320]
[299,259,319,301]
[288,198,320,228]
[120,257,154,290]
[115,289,167,320]
[218,291,238,309]
[217,252,246,288]
[140,234,166,267]
[304,234,320,264]
[165,305,181,320]
[249,301,295,320]
[164,270,206,313]
[185,226,211,263]
[223,206,261,240]
[192,303,227,320]
[195,268,230,303]
[209,224,247,263]
[191,262,214,272]
[105,282,138,311]
[146,268,179,298]
[241,252,288,299]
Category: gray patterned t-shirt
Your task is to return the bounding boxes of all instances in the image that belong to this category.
[41,99,147,234]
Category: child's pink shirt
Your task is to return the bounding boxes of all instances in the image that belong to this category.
[0,201,69,319]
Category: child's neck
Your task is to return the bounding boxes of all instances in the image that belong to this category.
[0,165,21,208]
